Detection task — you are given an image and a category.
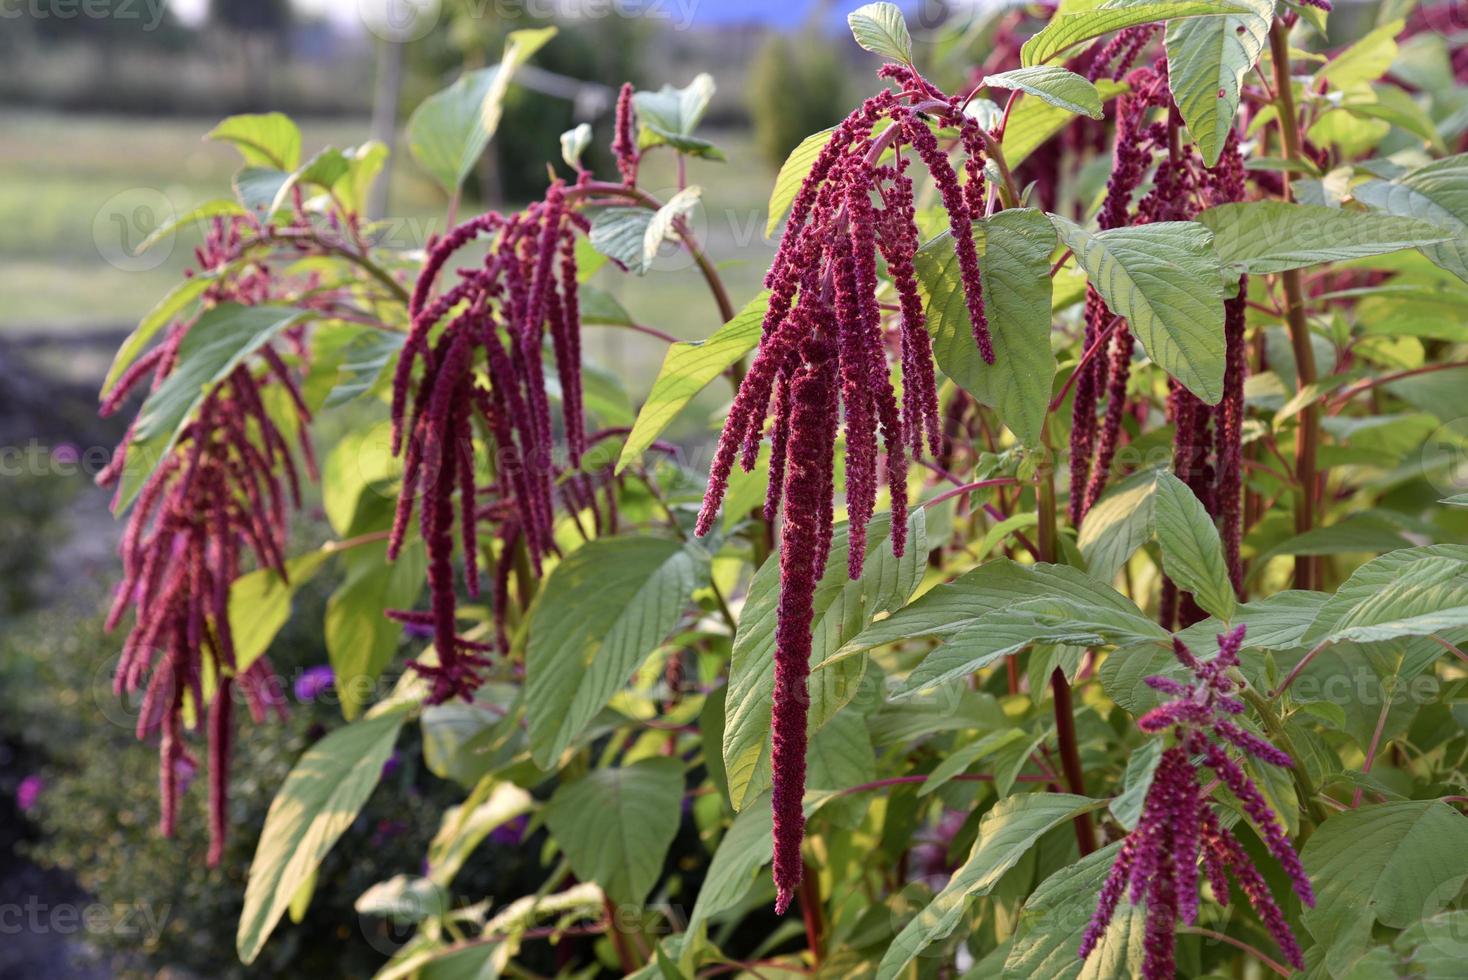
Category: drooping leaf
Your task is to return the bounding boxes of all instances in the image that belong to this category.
[405,27,557,194]
[1003,79,1128,168]
[1152,471,1237,621]
[724,511,926,810]
[617,292,768,472]
[226,551,331,675]
[1002,841,1145,979]
[1164,0,1273,166]
[914,208,1058,447]
[633,74,724,159]
[427,779,535,888]
[1302,545,1468,647]
[1354,154,1468,284]
[878,794,1106,980]
[116,304,313,511]
[847,2,913,64]
[982,66,1103,119]
[1318,555,1468,645]
[587,205,658,275]
[1021,2,1251,67]
[1077,467,1162,583]
[542,758,685,906]
[526,536,707,766]
[643,186,701,267]
[1197,201,1451,275]
[1050,215,1226,404]
[237,707,408,963]
[767,127,835,237]
[680,799,774,967]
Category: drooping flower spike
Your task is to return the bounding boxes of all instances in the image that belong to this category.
[389,178,592,704]
[1080,626,1314,978]
[98,214,321,864]
[693,64,1000,912]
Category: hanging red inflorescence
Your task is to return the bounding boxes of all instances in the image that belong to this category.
[694,64,999,912]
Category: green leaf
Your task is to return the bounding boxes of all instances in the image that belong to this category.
[226,551,330,676]
[100,266,234,395]
[1354,154,1468,284]
[1021,2,1251,67]
[209,112,301,170]
[878,794,1106,980]
[847,2,913,64]
[633,74,723,159]
[1302,801,1468,969]
[724,511,926,811]
[1164,0,1272,166]
[1077,467,1162,582]
[914,208,1058,446]
[1444,493,1468,508]
[233,166,290,218]
[1049,215,1226,404]
[237,708,407,963]
[526,537,707,766]
[560,122,592,171]
[767,127,835,237]
[587,205,657,275]
[1315,19,1401,91]
[327,537,426,720]
[426,779,534,888]
[1003,79,1129,168]
[983,66,1103,119]
[681,796,773,964]
[405,27,556,193]
[542,758,685,906]
[323,328,405,409]
[114,304,311,511]
[1302,545,1468,647]
[1153,471,1236,621]
[1319,555,1468,645]
[1003,841,1145,979]
[1110,739,1164,831]
[617,292,768,472]
[1197,201,1451,275]
[136,198,248,254]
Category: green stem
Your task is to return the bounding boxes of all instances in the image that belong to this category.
[1241,686,1328,834]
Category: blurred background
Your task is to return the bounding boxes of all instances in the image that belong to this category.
[0,0,1399,976]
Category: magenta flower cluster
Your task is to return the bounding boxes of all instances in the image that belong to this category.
[693,64,999,914]
[1081,626,1315,978]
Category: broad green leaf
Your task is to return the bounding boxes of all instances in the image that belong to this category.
[1077,468,1162,583]
[233,166,290,218]
[237,708,407,963]
[1003,841,1145,979]
[1175,590,1330,655]
[841,558,1164,657]
[1302,545,1468,647]
[209,112,301,170]
[643,186,701,267]
[921,729,1030,796]
[1164,0,1272,166]
[321,426,401,540]
[1354,154,1468,284]
[766,127,834,237]
[323,328,405,409]
[1320,555,1468,645]
[1003,79,1128,168]
[405,27,556,193]
[617,292,768,472]
[1049,215,1226,404]
[1302,801,1468,969]
[633,74,723,159]
[100,266,234,394]
[426,779,534,888]
[337,141,389,214]
[579,285,635,327]
[1153,471,1236,621]
[587,205,657,274]
[115,304,311,511]
[327,536,426,720]
[982,66,1103,119]
[724,511,926,811]
[1110,739,1164,831]
[914,208,1058,446]
[1197,201,1450,275]
[526,536,707,766]
[542,758,684,906]
[1021,2,1251,67]
[227,551,330,676]
[1315,19,1401,92]
[878,794,1106,980]
[847,2,913,63]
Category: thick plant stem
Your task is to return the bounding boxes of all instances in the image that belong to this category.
[1269,20,1321,590]
[1241,686,1328,835]
[1038,444,1097,855]
[799,860,826,965]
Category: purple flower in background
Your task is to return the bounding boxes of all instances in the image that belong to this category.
[294,665,335,703]
[16,774,43,812]
[400,618,434,641]
[490,814,528,847]
[381,751,401,779]
[51,442,80,466]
